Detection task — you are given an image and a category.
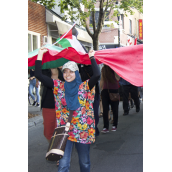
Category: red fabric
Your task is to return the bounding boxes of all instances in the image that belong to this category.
[95,44,143,87]
[60,29,72,39]
[42,108,57,140]
[28,47,99,68]
[28,44,143,87]
[134,38,137,45]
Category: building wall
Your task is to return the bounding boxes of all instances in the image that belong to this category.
[28,0,47,46]
[123,8,143,38]
[99,28,118,43]
[119,8,143,45]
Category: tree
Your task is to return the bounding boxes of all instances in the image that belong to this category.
[31,0,57,9]
[58,0,143,50]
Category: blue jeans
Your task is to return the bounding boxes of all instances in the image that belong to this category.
[58,140,90,172]
[28,78,40,103]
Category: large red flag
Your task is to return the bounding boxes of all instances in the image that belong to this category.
[28,44,143,86]
[94,44,143,86]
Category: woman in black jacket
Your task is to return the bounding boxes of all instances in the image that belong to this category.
[40,68,64,166]
[41,67,64,143]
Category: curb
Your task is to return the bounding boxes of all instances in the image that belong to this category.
[28,114,43,128]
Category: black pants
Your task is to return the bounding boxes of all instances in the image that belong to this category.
[101,89,119,129]
[122,85,140,112]
[93,92,100,136]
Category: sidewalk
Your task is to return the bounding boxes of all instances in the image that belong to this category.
[28,104,42,127]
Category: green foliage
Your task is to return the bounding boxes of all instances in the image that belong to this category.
[31,0,57,9]
[106,23,115,29]
[89,23,93,27]
[58,0,143,27]
[120,0,143,14]
[32,0,143,49]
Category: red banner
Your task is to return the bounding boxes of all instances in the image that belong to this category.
[95,44,143,86]
[139,19,143,40]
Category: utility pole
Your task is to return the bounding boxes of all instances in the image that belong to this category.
[118,13,120,48]
[116,0,120,48]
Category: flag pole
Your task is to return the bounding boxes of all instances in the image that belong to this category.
[52,22,76,46]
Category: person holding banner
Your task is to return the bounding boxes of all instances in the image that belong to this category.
[40,68,64,142]
[100,65,120,133]
[119,78,140,115]
[35,47,100,172]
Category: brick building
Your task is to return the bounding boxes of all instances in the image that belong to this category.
[28,0,47,52]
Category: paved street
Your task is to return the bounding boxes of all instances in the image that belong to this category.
[28,101,143,172]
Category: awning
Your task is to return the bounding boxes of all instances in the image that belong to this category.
[55,20,92,44]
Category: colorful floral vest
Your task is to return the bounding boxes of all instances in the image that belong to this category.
[53,79,95,144]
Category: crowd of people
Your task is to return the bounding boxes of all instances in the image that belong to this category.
[28,46,143,172]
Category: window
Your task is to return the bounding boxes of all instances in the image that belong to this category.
[104,11,110,21]
[28,32,40,53]
[90,11,109,26]
[89,11,99,26]
[28,34,32,53]
[33,35,37,51]
[129,19,132,34]
[44,36,48,43]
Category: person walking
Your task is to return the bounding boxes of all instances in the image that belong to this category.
[35,47,100,172]
[40,67,64,166]
[138,86,143,102]
[129,93,134,108]
[119,77,140,115]
[28,69,40,107]
[100,65,120,133]
[40,68,64,143]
